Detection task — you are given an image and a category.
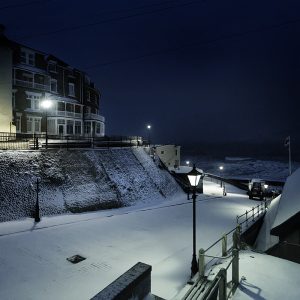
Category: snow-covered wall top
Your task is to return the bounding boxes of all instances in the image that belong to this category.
[0,148,182,222]
[272,168,300,229]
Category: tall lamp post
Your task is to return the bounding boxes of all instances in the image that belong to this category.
[187,164,202,277]
[219,165,224,187]
[41,99,52,149]
[146,124,151,146]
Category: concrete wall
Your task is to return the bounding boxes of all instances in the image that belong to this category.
[0,43,15,133]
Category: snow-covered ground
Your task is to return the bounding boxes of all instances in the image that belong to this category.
[0,180,256,300]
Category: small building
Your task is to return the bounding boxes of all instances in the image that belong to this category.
[0,25,105,137]
[154,145,180,169]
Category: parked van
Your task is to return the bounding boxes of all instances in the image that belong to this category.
[248,179,268,200]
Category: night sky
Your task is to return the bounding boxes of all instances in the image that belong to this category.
[1,0,300,157]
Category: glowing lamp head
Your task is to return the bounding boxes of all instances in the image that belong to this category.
[186,161,190,165]
[147,124,151,130]
[264,184,269,189]
[187,164,202,187]
[41,99,52,109]
[219,166,224,171]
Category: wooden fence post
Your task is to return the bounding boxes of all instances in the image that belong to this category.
[222,234,227,257]
[218,268,227,300]
[198,248,205,278]
[232,248,239,287]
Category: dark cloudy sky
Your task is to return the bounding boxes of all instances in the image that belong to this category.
[1,0,300,154]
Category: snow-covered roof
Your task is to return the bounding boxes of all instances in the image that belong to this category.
[271,168,300,230]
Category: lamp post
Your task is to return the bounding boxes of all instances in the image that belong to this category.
[35,177,40,222]
[187,164,202,277]
[219,165,224,187]
[41,99,52,149]
[146,124,151,146]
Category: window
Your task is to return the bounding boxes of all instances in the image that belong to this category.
[161,151,164,154]
[27,117,40,133]
[48,62,57,73]
[84,122,91,134]
[75,105,81,114]
[27,117,32,132]
[68,83,75,97]
[87,91,90,102]
[57,102,65,111]
[67,120,74,135]
[50,79,57,92]
[20,49,35,66]
[26,93,41,110]
[96,123,101,134]
[15,115,21,132]
[75,121,81,135]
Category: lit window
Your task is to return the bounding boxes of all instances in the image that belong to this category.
[68,83,75,97]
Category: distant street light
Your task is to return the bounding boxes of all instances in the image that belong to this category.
[146,124,151,146]
[186,161,190,166]
[41,99,52,149]
[219,165,224,187]
[187,164,202,277]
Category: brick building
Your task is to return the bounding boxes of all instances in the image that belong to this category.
[0,25,105,137]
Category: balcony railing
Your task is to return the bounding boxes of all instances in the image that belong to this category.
[14,79,50,92]
[84,113,105,122]
[49,111,82,119]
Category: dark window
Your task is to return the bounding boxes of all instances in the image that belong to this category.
[57,102,65,111]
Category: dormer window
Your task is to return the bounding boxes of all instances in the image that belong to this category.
[20,48,35,66]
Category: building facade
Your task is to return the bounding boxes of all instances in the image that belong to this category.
[0,26,105,137]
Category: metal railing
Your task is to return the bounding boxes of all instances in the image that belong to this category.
[182,199,271,300]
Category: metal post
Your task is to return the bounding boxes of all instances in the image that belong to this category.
[232,249,239,286]
[222,234,227,257]
[198,248,205,278]
[191,186,198,277]
[45,109,48,149]
[35,178,40,222]
[252,207,254,221]
[246,210,248,227]
[218,268,227,300]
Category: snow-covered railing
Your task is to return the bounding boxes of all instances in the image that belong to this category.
[182,226,241,300]
[236,199,271,231]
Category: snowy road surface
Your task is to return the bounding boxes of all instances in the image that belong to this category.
[0,182,257,299]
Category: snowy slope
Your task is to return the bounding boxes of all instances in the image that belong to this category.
[0,148,181,222]
[271,168,300,229]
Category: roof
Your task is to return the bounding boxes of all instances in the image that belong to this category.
[271,168,300,234]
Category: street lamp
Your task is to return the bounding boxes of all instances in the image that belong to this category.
[35,177,40,222]
[41,99,52,149]
[186,160,190,166]
[146,124,151,146]
[187,164,202,277]
[219,165,224,187]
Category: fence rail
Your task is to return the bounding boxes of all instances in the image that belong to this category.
[182,199,270,300]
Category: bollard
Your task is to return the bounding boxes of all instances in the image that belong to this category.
[232,248,239,287]
[222,234,227,257]
[245,210,248,227]
[198,248,205,278]
[252,207,254,221]
[218,268,227,300]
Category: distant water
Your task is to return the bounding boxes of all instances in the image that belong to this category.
[181,155,300,182]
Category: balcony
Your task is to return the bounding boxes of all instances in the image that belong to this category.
[84,113,105,122]
[50,110,82,119]
[14,79,50,92]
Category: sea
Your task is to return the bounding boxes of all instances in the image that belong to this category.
[180,154,299,182]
